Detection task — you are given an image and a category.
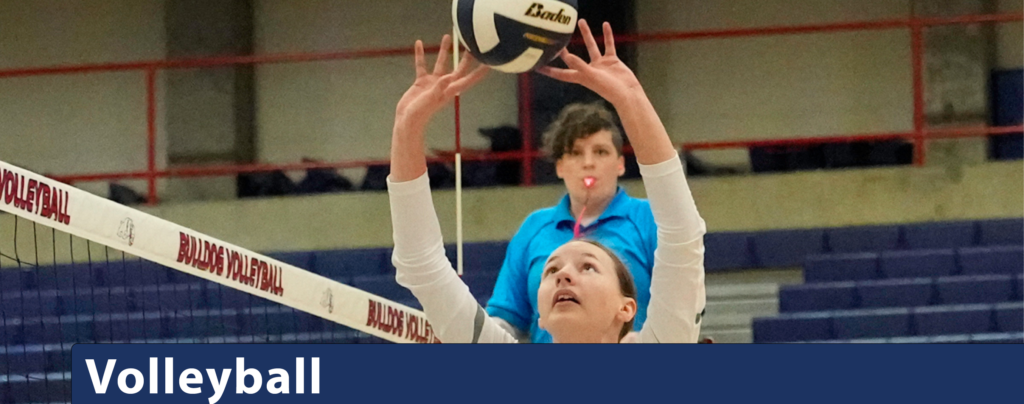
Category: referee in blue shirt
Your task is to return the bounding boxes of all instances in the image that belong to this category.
[486,103,658,343]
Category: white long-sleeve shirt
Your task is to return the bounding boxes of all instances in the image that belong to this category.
[387,154,706,343]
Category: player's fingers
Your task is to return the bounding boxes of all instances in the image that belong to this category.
[445,65,489,97]
[537,66,579,84]
[434,74,456,95]
[414,40,427,77]
[558,48,589,71]
[433,35,453,75]
[452,51,477,78]
[578,19,600,61]
[603,22,617,57]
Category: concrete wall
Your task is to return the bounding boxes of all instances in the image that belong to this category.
[253,0,519,184]
[133,161,1024,253]
[1,0,1019,192]
[0,0,166,196]
[636,0,915,168]
[997,0,1023,69]
[5,160,1020,264]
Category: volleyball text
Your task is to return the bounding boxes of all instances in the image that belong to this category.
[84,357,319,403]
[0,167,71,225]
[366,300,441,343]
[176,232,285,296]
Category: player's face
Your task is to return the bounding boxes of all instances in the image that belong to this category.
[555,130,625,200]
[537,241,636,343]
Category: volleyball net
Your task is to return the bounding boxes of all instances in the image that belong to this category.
[0,159,435,402]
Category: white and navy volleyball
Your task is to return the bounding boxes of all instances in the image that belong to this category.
[454,0,579,73]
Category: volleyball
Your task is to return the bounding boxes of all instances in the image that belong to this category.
[453,0,579,73]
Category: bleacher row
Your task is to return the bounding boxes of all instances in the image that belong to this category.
[0,218,1021,402]
[752,219,1023,344]
[705,218,1022,270]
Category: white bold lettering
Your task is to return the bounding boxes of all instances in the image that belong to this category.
[312,357,320,394]
[206,368,232,404]
[236,357,262,394]
[117,368,145,395]
[149,357,158,394]
[296,357,304,394]
[179,368,203,395]
[165,357,175,394]
[267,369,289,394]
[85,359,117,394]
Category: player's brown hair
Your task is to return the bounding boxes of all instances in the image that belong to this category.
[577,239,637,341]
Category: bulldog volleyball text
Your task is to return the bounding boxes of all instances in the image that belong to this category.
[84,357,319,403]
[0,167,72,225]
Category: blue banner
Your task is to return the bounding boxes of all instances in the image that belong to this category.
[72,344,1022,404]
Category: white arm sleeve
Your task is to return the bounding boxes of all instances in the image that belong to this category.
[387,173,517,343]
[635,154,707,343]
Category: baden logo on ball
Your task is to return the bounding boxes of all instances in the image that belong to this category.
[454,0,579,73]
[524,3,573,25]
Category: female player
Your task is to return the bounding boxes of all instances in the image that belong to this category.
[487,101,661,343]
[388,21,705,343]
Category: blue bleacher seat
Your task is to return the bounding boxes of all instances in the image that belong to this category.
[857,278,934,308]
[2,345,69,374]
[0,378,70,403]
[68,263,100,289]
[266,251,315,270]
[751,229,826,268]
[903,222,977,250]
[703,233,754,271]
[462,242,510,274]
[914,304,993,336]
[827,225,901,253]
[313,248,390,278]
[927,334,972,343]
[994,302,1023,332]
[460,272,500,298]
[936,275,1015,305]
[1016,273,1024,300]
[977,218,1024,246]
[779,282,857,312]
[971,332,1024,344]
[959,246,1024,276]
[352,275,416,303]
[880,249,957,279]
[804,253,879,282]
[833,308,911,339]
[888,335,932,343]
[0,268,22,290]
[752,312,833,343]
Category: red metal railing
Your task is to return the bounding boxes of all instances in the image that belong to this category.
[1,11,1021,204]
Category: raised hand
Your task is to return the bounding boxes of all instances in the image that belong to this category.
[391,35,489,182]
[395,35,490,132]
[537,20,642,107]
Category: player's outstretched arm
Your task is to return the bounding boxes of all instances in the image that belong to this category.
[391,35,488,182]
[388,38,515,343]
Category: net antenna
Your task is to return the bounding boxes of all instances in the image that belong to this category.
[0,160,437,345]
[453,24,465,277]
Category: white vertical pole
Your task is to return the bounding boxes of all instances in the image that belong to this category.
[454,25,464,277]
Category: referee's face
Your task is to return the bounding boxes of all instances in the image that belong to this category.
[556,130,625,203]
[537,241,637,343]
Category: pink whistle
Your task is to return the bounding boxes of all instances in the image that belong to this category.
[583,177,596,188]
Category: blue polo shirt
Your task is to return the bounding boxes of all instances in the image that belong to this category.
[485,187,657,343]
